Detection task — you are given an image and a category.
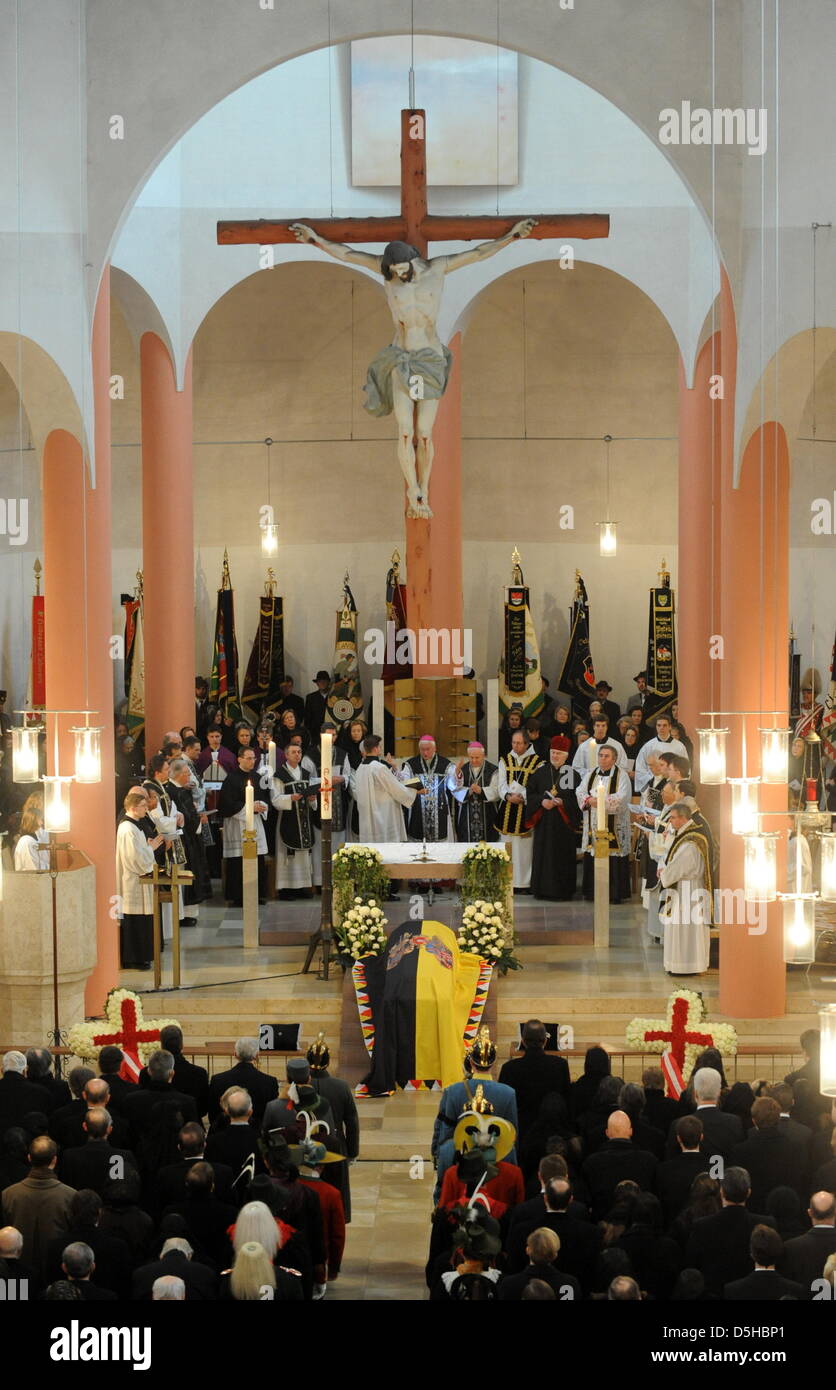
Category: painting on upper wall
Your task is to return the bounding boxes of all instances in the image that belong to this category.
[350,37,518,187]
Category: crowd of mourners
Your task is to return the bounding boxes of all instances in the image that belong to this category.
[425,1022,836,1301]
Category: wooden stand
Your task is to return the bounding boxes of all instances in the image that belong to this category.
[593,827,614,950]
[241,830,259,950]
[142,863,193,989]
[391,676,477,759]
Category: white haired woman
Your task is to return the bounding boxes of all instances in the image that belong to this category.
[221,1239,303,1302]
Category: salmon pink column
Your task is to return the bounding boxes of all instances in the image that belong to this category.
[140,333,195,751]
[42,270,119,1010]
[407,332,463,677]
[718,422,789,1019]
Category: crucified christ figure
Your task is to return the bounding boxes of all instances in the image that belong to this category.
[290,220,537,518]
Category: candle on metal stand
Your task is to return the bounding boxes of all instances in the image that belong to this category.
[321,730,333,819]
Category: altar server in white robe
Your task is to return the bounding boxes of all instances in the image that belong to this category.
[633,714,688,792]
[352,733,420,843]
[659,801,713,975]
[571,716,628,775]
[576,744,632,902]
[639,774,679,943]
[115,789,164,969]
[497,729,543,889]
[270,739,321,894]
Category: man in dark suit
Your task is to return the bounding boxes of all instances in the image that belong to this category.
[812,1132,836,1195]
[785,1028,829,1130]
[594,680,621,728]
[56,1077,133,1152]
[96,1046,136,1116]
[497,1020,570,1138]
[56,1242,118,1301]
[155,1123,234,1213]
[48,1066,97,1148]
[131,1236,218,1300]
[731,1096,800,1208]
[665,1065,743,1162]
[724,1224,806,1300]
[45,1189,133,1298]
[782,1191,836,1287]
[509,1154,589,1224]
[137,1026,209,1119]
[656,1115,710,1227]
[276,677,305,725]
[686,1166,776,1296]
[203,1090,262,1191]
[505,1178,600,1294]
[122,1050,198,1138]
[304,672,332,737]
[207,1038,278,1125]
[767,1081,813,1170]
[59,1107,138,1196]
[619,1082,665,1159]
[160,1161,237,1269]
[0,1051,52,1132]
[498,1226,581,1301]
[642,1067,680,1137]
[581,1111,658,1221]
[25,1049,70,1113]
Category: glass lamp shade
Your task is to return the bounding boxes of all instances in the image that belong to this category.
[759,727,789,784]
[42,776,73,833]
[743,832,779,902]
[697,727,729,784]
[598,521,617,557]
[728,777,760,836]
[261,523,279,557]
[820,833,836,902]
[819,1003,836,1098]
[11,725,42,782]
[779,892,817,964]
[71,725,102,784]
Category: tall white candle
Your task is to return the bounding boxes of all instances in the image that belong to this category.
[321,731,333,820]
[268,739,276,774]
[245,782,254,832]
[596,779,607,833]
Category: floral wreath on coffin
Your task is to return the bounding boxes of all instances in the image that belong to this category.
[626,989,738,1096]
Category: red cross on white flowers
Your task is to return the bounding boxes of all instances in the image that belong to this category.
[90,990,171,1080]
[641,994,714,1098]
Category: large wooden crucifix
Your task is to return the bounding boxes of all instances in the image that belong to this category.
[218,110,608,515]
[217,109,609,670]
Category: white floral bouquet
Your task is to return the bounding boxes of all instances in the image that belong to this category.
[335,896,389,960]
[457,898,520,974]
[334,845,384,866]
[462,844,511,865]
[67,988,180,1068]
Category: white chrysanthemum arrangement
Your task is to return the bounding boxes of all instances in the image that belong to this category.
[335,896,388,960]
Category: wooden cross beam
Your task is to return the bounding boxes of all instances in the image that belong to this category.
[218,110,610,256]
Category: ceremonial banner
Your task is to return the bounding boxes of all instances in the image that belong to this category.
[208,551,242,721]
[121,590,140,698]
[498,550,544,719]
[241,574,284,716]
[789,629,801,722]
[556,572,597,716]
[327,575,363,724]
[126,600,145,741]
[642,564,678,726]
[382,550,411,683]
[821,625,836,761]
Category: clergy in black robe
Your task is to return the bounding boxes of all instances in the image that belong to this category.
[338,720,367,838]
[446,742,500,842]
[218,748,269,904]
[526,735,582,900]
[400,735,452,841]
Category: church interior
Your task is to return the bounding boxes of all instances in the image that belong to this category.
[1,0,836,1331]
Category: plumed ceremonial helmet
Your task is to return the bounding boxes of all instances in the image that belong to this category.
[465,1026,496,1073]
[306,1031,330,1073]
